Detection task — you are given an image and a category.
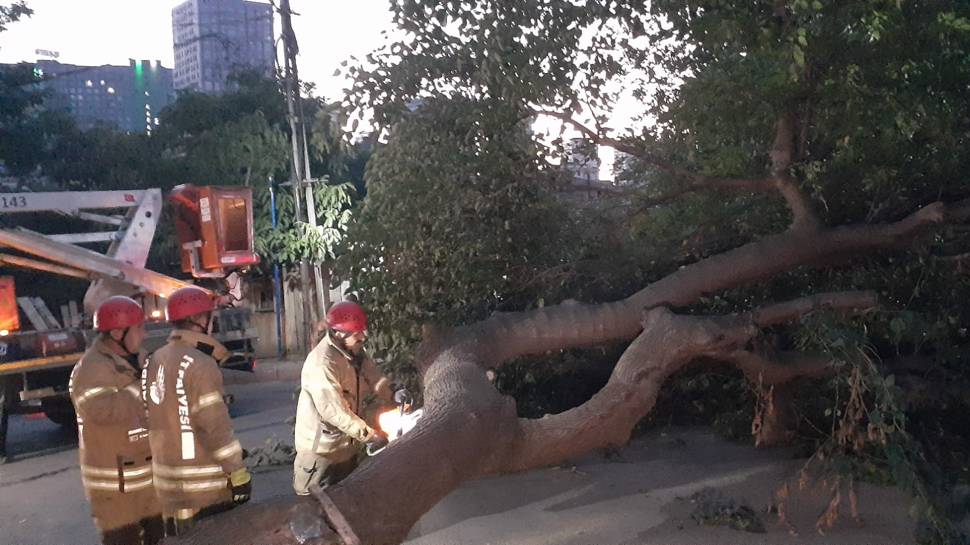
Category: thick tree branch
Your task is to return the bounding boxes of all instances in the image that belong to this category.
[749,291,877,327]
[454,204,941,371]
[724,350,837,447]
[723,350,835,385]
[769,111,820,231]
[506,307,754,471]
[320,349,520,545]
[506,292,870,472]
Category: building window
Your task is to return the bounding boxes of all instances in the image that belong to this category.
[85,80,93,87]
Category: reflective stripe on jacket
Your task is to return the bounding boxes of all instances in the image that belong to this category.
[69,338,154,496]
[294,334,392,456]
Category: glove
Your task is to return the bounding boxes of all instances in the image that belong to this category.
[229,468,252,505]
[393,388,412,407]
[364,429,389,454]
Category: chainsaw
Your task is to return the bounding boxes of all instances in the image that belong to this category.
[366,390,422,456]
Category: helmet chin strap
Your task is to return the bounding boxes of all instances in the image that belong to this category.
[187,313,212,334]
[110,328,135,356]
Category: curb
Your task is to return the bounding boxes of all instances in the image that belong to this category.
[223,360,303,385]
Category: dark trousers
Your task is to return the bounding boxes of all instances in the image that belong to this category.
[101,516,165,545]
[89,488,164,545]
[292,451,358,495]
[163,502,235,537]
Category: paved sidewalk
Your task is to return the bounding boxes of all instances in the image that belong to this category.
[223,356,304,384]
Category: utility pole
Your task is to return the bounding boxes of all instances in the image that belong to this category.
[268,177,285,358]
[278,0,328,349]
[278,0,303,222]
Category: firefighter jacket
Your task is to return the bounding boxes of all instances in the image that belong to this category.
[294,334,393,458]
[142,329,243,512]
[69,338,153,496]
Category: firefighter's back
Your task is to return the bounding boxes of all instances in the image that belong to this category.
[143,338,235,517]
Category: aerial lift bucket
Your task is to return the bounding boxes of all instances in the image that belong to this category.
[168,184,260,278]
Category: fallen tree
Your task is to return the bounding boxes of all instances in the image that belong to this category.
[167,137,967,544]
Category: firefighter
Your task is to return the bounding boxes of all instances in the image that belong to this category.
[69,296,163,545]
[142,286,251,536]
[293,300,404,495]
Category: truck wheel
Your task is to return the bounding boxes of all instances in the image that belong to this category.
[41,398,76,427]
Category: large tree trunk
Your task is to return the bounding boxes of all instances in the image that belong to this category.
[165,178,964,544]
[163,292,878,545]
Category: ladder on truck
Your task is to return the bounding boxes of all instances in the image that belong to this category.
[0,189,203,313]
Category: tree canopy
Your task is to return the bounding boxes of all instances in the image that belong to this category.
[335,1,970,541]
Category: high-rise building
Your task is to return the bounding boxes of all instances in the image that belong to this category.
[23,59,174,134]
[172,0,275,93]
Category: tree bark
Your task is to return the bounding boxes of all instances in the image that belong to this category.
[723,350,837,447]
[768,111,819,232]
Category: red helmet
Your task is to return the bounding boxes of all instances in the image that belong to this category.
[165,286,215,322]
[326,301,367,333]
[94,296,145,332]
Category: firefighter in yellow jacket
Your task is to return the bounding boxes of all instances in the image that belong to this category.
[293,300,403,495]
[69,296,163,545]
[142,286,251,536]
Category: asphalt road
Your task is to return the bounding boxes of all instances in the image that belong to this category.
[0,381,299,545]
[0,380,920,545]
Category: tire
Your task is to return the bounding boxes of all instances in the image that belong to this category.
[41,397,76,427]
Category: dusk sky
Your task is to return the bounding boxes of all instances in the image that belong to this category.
[0,0,395,100]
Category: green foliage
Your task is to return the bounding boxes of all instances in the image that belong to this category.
[153,75,365,270]
[254,181,355,266]
[346,0,970,230]
[795,312,967,544]
[2,68,364,272]
[0,63,78,176]
[43,127,175,191]
[180,111,289,187]
[0,63,44,124]
[339,97,582,368]
[337,0,970,539]
[0,1,30,32]
[153,73,290,189]
[493,347,619,418]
